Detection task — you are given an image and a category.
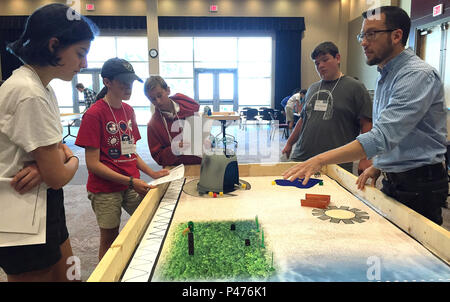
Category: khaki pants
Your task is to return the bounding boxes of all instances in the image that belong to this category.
[88,189,143,229]
[285,105,294,122]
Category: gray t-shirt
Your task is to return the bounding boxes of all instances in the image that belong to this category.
[291,75,372,170]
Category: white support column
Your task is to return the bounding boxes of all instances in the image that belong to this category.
[146,0,159,114]
[146,0,159,76]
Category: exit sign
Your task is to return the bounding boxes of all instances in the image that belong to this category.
[86,4,95,11]
[209,5,218,12]
[433,4,443,17]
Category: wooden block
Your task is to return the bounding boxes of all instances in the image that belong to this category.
[305,194,330,202]
[301,199,329,209]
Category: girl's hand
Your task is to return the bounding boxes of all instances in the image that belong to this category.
[10,163,43,194]
[132,178,156,196]
[153,169,170,179]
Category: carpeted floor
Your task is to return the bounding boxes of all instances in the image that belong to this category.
[0,123,448,282]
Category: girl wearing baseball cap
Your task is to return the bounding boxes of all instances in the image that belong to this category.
[75,58,169,261]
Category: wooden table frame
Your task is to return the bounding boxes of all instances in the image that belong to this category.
[87,163,450,282]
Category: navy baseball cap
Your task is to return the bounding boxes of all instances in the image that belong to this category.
[101,58,143,83]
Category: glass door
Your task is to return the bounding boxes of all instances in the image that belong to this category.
[194,68,238,112]
[417,21,450,141]
[72,68,102,112]
[443,22,450,109]
[417,25,442,72]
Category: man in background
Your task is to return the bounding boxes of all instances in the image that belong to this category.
[76,83,97,109]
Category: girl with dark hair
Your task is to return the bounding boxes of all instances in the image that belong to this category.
[0,3,97,281]
[7,3,98,67]
[95,86,108,102]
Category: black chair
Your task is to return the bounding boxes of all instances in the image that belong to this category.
[240,107,251,129]
[242,108,259,130]
[274,109,286,123]
[259,107,274,122]
[270,110,289,140]
[241,107,252,116]
[246,108,259,120]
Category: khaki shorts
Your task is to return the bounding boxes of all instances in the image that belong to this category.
[88,189,143,229]
[285,105,294,122]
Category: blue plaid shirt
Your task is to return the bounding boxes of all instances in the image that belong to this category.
[356,48,447,173]
[83,88,96,108]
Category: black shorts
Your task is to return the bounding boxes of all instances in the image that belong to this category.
[0,188,70,275]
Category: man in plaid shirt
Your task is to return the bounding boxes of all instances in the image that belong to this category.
[76,83,97,109]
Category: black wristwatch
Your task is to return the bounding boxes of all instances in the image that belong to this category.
[129,176,134,189]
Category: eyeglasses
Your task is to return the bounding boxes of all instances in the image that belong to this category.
[356,29,396,43]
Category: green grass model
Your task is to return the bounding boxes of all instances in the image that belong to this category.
[159,219,275,281]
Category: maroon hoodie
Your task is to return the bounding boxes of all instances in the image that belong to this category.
[147,93,202,166]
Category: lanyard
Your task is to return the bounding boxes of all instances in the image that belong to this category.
[104,98,131,138]
[316,73,343,104]
[160,109,181,143]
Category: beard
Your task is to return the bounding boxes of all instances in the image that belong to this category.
[365,37,395,66]
[366,55,382,66]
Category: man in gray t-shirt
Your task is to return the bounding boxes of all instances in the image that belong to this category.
[282,42,373,173]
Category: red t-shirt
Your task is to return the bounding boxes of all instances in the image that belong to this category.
[75,99,141,193]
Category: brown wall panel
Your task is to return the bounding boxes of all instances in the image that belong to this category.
[411,0,450,21]
[409,0,450,50]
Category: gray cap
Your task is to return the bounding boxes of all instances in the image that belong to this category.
[101,58,143,83]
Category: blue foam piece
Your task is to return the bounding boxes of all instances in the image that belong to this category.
[275,178,321,189]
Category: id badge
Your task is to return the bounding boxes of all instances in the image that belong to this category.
[314,100,328,111]
[121,134,136,155]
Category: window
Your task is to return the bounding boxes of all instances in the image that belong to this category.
[49,35,272,124]
[87,37,116,62]
[159,36,272,108]
[117,37,148,62]
[237,37,272,106]
[51,79,73,109]
[159,37,195,98]
[50,35,150,125]
[194,37,237,63]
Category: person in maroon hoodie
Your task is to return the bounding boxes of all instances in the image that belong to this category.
[145,76,202,166]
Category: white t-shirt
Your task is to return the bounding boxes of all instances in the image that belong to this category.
[286,93,300,109]
[0,66,63,178]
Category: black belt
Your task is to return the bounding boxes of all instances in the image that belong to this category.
[382,163,446,183]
